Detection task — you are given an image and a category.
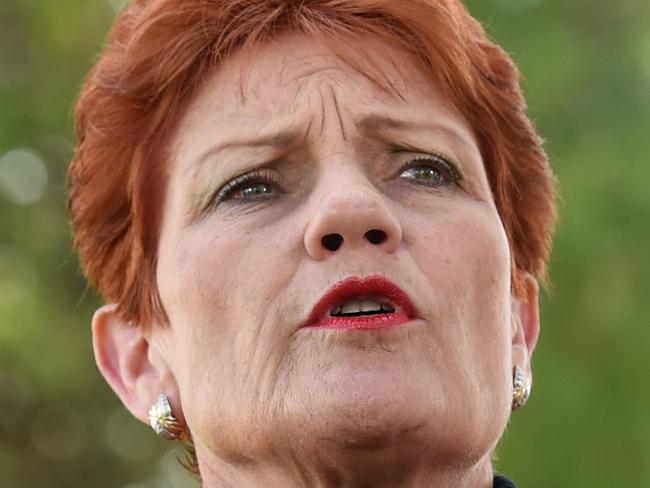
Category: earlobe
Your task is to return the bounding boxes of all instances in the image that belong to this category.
[510,273,540,376]
[92,304,177,425]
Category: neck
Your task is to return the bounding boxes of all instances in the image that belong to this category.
[196,444,495,488]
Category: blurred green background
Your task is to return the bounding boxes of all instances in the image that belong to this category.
[1,0,648,486]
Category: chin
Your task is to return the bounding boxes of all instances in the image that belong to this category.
[284,365,507,467]
[287,369,427,446]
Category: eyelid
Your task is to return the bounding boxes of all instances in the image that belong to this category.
[208,168,281,210]
[397,151,464,182]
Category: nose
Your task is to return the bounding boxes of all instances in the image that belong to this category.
[304,184,403,260]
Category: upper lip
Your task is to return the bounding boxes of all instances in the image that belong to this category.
[302,275,419,327]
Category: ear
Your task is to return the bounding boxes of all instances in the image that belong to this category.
[91,304,182,426]
[510,273,540,379]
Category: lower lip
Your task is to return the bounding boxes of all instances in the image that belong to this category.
[308,310,411,330]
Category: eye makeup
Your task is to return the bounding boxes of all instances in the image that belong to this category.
[214,168,281,202]
[397,153,463,186]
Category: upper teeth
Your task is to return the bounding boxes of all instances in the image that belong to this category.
[331,299,395,315]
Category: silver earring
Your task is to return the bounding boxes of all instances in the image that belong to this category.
[512,365,532,410]
[148,394,184,440]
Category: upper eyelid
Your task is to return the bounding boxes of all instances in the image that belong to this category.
[396,152,464,181]
[386,141,463,171]
[198,169,279,214]
[218,169,280,199]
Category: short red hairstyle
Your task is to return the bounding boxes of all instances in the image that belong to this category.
[68,0,557,328]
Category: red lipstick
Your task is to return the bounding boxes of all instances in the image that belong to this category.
[303,275,418,330]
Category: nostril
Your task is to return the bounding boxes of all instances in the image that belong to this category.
[365,229,387,245]
[322,233,344,251]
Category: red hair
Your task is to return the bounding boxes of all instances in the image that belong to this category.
[68,0,556,329]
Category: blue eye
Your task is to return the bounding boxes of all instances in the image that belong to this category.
[399,155,460,187]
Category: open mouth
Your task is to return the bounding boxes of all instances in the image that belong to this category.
[303,275,417,330]
[330,297,396,317]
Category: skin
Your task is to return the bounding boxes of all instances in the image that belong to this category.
[92,33,540,487]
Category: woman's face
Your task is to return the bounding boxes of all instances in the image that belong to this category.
[154,33,522,473]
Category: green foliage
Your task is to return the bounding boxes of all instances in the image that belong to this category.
[1,0,648,486]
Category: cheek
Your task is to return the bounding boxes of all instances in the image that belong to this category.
[159,216,298,333]
[407,201,513,405]
[156,218,302,435]
[410,201,511,326]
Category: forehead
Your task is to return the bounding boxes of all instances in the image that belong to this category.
[177,32,460,132]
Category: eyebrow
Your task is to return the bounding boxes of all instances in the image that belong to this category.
[193,129,303,170]
[192,112,477,171]
[356,113,477,151]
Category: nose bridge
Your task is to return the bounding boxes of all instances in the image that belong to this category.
[303,164,403,260]
[319,184,385,230]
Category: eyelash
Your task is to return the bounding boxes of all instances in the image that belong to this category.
[211,153,462,208]
[214,168,281,204]
[397,153,463,187]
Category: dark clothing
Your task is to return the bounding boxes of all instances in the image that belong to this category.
[494,475,517,488]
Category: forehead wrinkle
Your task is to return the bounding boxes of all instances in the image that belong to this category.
[284,55,407,104]
[240,40,408,106]
[332,46,409,102]
[318,91,327,140]
[328,84,348,143]
[293,33,410,98]
[221,31,435,113]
